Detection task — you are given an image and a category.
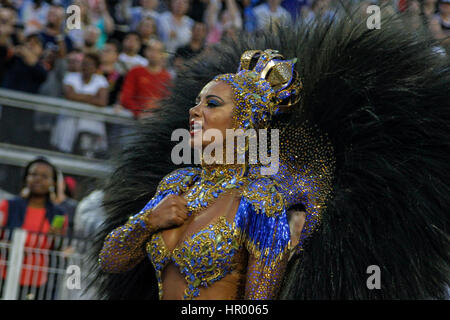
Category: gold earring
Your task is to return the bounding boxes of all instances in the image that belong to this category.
[20,187,30,199]
[49,186,57,202]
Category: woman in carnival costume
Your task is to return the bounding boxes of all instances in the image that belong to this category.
[94,5,450,299]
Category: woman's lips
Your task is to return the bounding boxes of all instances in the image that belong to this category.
[190,121,202,136]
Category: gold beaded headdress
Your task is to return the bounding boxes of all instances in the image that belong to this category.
[214,49,302,130]
[215,49,335,254]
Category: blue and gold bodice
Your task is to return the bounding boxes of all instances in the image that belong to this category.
[99,167,292,300]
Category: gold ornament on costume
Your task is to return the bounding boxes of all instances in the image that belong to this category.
[214,49,303,130]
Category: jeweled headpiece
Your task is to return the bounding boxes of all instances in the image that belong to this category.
[215,49,335,255]
[214,49,302,129]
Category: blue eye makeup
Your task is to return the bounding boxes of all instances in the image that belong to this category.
[207,99,221,108]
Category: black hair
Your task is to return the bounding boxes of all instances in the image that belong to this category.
[67,47,83,55]
[25,33,42,44]
[123,31,141,42]
[22,157,58,190]
[83,52,101,68]
[105,38,121,53]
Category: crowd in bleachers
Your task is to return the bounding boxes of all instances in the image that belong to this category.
[0,0,448,156]
[0,0,449,158]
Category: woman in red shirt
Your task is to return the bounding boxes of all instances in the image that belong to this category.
[0,157,68,300]
[120,39,172,119]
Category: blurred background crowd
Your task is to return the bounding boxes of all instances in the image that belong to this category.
[0,0,448,152]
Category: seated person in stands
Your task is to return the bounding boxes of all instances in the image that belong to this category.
[120,39,171,119]
[63,52,108,107]
[0,33,48,146]
[118,31,148,72]
[51,53,109,157]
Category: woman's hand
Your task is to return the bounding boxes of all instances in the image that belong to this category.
[146,194,189,231]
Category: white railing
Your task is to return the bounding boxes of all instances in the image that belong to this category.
[0,88,131,177]
[0,142,112,178]
[0,88,134,125]
[0,227,94,300]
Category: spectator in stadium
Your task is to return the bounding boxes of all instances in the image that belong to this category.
[0,5,23,44]
[130,0,161,31]
[253,0,292,30]
[0,5,23,83]
[34,48,85,149]
[423,0,438,20]
[54,175,79,238]
[188,0,208,22]
[137,16,159,52]
[118,31,148,71]
[100,39,125,105]
[63,53,109,107]
[51,53,109,156]
[281,0,310,20]
[1,32,47,93]
[430,0,450,46]
[242,0,258,33]
[68,0,114,50]
[66,48,84,73]
[205,0,242,45]
[0,157,68,300]
[82,25,101,54]
[158,0,194,54]
[0,33,47,146]
[378,0,399,16]
[0,157,67,233]
[402,0,424,31]
[90,0,115,49]
[38,4,73,58]
[120,39,171,119]
[173,21,206,71]
[18,0,50,33]
[303,0,336,23]
[108,0,135,39]
[39,48,83,99]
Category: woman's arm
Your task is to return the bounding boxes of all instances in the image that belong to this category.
[98,168,199,274]
[98,205,158,273]
[64,84,108,107]
[99,0,115,35]
[244,252,289,299]
[240,179,292,299]
[225,0,243,29]
[243,213,291,299]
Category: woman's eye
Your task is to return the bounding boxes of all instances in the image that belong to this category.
[207,99,220,108]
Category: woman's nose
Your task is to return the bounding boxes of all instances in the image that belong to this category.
[189,103,201,118]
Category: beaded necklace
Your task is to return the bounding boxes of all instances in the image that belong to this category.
[184,164,248,217]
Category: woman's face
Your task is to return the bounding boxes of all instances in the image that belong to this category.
[139,18,156,38]
[81,57,97,77]
[26,163,54,197]
[189,81,235,150]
